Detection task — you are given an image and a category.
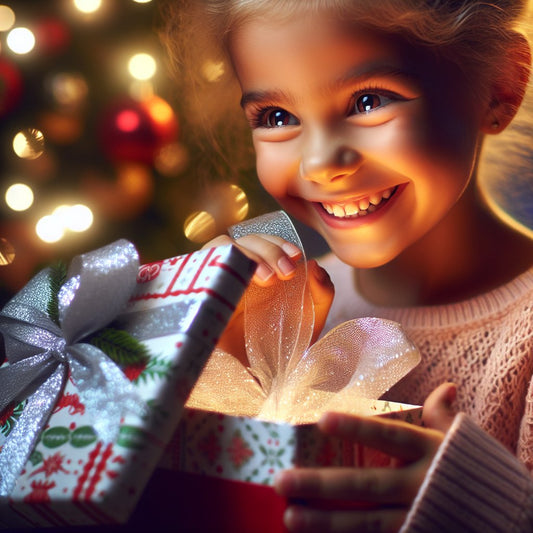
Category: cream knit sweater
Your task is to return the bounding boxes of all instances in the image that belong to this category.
[320,254,533,532]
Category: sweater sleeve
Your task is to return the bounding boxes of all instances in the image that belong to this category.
[400,413,533,532]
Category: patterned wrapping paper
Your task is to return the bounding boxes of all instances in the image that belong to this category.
[162,400,422,486]
[0,243,255,529]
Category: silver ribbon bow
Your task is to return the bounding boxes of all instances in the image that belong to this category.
[0,239,149,497]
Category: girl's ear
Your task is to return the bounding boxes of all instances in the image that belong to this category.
[481,32,531,134]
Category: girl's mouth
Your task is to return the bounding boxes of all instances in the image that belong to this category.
[320,186,398,219]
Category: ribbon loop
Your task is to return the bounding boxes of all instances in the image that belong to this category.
[0,239,149,497]
[187,211,421,423]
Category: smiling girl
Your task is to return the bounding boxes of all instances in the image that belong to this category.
[162,1,533,531]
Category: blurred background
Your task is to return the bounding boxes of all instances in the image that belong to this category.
[0,0,286,303]
[1,0,531,306]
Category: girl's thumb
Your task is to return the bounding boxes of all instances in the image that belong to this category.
[422,382,457,433]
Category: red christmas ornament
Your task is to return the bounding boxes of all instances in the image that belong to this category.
[98,96,179,165]
[33,18,71,55]
[0,57,23,117]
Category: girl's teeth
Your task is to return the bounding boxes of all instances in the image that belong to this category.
[321,187,394,219]
[358,198,370,211]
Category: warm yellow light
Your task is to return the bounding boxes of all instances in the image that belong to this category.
[73,0,102,13]
[0,238,15,266]
[52,203,93,233]
[36,215,64,243]
[202,60,225,82]
[12,129,45,159]
[6,27,35,54]
[0,5,16,32]
[128,53,156,81]
[5,183,34,211]
[132,0,152,3]
[66,204,93,232]
[184,211,217,243]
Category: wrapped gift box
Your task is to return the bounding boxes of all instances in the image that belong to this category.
[153,212,422,533]
[0,240,255,529]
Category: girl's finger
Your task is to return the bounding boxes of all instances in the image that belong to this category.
[318,412,443,461]
[283,504,407,533]
[307,259,334,342]
[275,466,418,504]
[422,382,457,432]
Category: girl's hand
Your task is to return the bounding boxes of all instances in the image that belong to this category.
[274,383,457,533]
[205,233,334,360]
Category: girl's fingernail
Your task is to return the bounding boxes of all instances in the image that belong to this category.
[256,263,274,282]
[282,242,301,257]
[278,256,296,276]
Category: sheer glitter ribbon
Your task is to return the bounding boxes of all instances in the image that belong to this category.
[187,211,421,423]
[0,239,149,497]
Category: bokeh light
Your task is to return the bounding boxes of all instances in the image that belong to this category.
[154,142,189,177]
[6,27,35,54]
[48,72,89,108]
[5,183,34,211]
[73,0,102,14]
[0,5,15,32]
[53,203,93,232]
[184,211,217,243]
[202,60,225,82]
[12,128,45,159]
[36,215,64,243]
[128,53,156,81]
[0,237,15,265]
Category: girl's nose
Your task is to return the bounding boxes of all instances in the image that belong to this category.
[300,127,363,184]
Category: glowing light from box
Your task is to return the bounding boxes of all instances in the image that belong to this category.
[184,211,217,243]
[6,27,35,54]
[132,0,152,4]
[13,129,45,159]
[128,53,156,81]
[0,5,15,32]
[73,0,102,14]
[36,215,64,243]
[5,183,34,211]
[0,237,15,266]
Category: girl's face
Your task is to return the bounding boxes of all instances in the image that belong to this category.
[229,13,487,267]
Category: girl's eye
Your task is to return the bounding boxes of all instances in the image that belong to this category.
[353,92,396,115]
[262,108,299,128]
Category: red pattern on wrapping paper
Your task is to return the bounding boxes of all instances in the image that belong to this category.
[73,442,102,500]
[122,360,148,382]
[316,439,338,466]
[23,480,56,503]
[227,432,254,468]
[29,452,69,478]
[53,392,85,415]
[0,403,15,426]
[131,248,246,311]
[137,262,162,283]
[84,443,113,500]
[198,431,222,463]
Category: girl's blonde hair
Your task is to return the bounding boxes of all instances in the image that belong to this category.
[159,0,533,232]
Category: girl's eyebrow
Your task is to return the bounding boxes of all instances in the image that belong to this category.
[240,89,293,109]
[333,63,420,90]
[240,64,419,109]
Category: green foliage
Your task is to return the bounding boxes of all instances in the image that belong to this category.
[47,262,67,325]
[88,327,150,368]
